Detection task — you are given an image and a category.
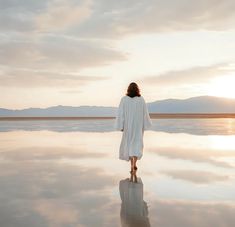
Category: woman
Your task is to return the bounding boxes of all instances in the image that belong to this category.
[115,82,152,174]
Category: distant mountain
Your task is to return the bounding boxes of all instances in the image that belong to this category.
[0,106,116,117]
[147,96,235,113]
[1,96,235,117]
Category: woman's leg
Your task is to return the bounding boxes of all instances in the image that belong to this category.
[130,157,134,172]
[133,156,138,170]
[130,156,138,173]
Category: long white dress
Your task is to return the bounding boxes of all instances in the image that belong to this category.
[114,95,152,161]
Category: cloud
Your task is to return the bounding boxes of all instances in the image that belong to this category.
[35,0,92,32]
[0,0,46,11]
[0,0,92,33]
[1,1,233,91]
[0,11,34,32]
[161,169,230,184]
[141,63,233,86]
[70,0,235,38]
[0,35,125,88]
[0,37,126,70]
[1,0,235,36]
[0,0,46,32]
[0,68,108,88]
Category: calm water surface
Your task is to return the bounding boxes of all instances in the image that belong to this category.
[0,119,235,227]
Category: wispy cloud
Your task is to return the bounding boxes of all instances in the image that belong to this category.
[35,0,92,32]
[0,68,108,87]
[0,37,126,70]
[70,0,235,38]
[1,0,235,35]
[0,0,92,33]
[141,63,234,86]
[0,34,125,88]
[0,1,44,32]
[1,0,235,107]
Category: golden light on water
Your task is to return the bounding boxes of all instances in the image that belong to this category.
[209,135,235,150]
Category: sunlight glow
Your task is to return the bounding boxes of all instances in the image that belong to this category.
[209,135,235,150]
[208,74,235,99]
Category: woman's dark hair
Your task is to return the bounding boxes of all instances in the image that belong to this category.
[126,82,141,98]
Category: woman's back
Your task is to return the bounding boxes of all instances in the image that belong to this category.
[122,96,144,131]
[115,82,152,163]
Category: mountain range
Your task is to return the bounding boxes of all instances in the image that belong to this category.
[1,96,235,117]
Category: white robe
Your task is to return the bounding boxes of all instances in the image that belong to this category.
[114,96,152,161]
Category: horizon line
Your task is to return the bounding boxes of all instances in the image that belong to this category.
[1,113,235,120]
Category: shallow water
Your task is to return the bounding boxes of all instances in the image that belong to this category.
[0,119,235,227]
[1,118,235,135]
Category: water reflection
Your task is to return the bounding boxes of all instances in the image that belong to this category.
[150,199,235,227]
[1,118,235,135]
[1,124,235,226]
[148,146,235,168]
[119,175,151,227]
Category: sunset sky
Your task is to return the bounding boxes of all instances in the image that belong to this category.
[1,0,235,109]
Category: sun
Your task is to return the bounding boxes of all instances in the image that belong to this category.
[208,74,235,99]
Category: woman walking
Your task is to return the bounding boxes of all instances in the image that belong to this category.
[115,82,152,174]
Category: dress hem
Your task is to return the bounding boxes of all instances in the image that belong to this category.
[119,156,142,161]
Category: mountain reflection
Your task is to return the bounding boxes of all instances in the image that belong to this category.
[119,176,151,227]
[1,118,235,135]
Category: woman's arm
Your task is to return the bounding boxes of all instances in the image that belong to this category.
[143,98,152,130]
[114,97,125,131]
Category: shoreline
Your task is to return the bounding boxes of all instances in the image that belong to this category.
[1,113,235,120]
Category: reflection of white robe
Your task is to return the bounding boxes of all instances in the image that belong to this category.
[119,178,151,227]
[114,96,152,161]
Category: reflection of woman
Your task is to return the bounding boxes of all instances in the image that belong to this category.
[119,177,151,227]
[115,82,152,173]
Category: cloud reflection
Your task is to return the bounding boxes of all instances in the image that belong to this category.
[1,119,235,135]
[0,157,119,226]
[149,147,235,168]
[150,199,235,227]
[161,169,230,184]
[0,146,106,161]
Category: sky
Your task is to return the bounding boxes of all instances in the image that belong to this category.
[1,0,235,109]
